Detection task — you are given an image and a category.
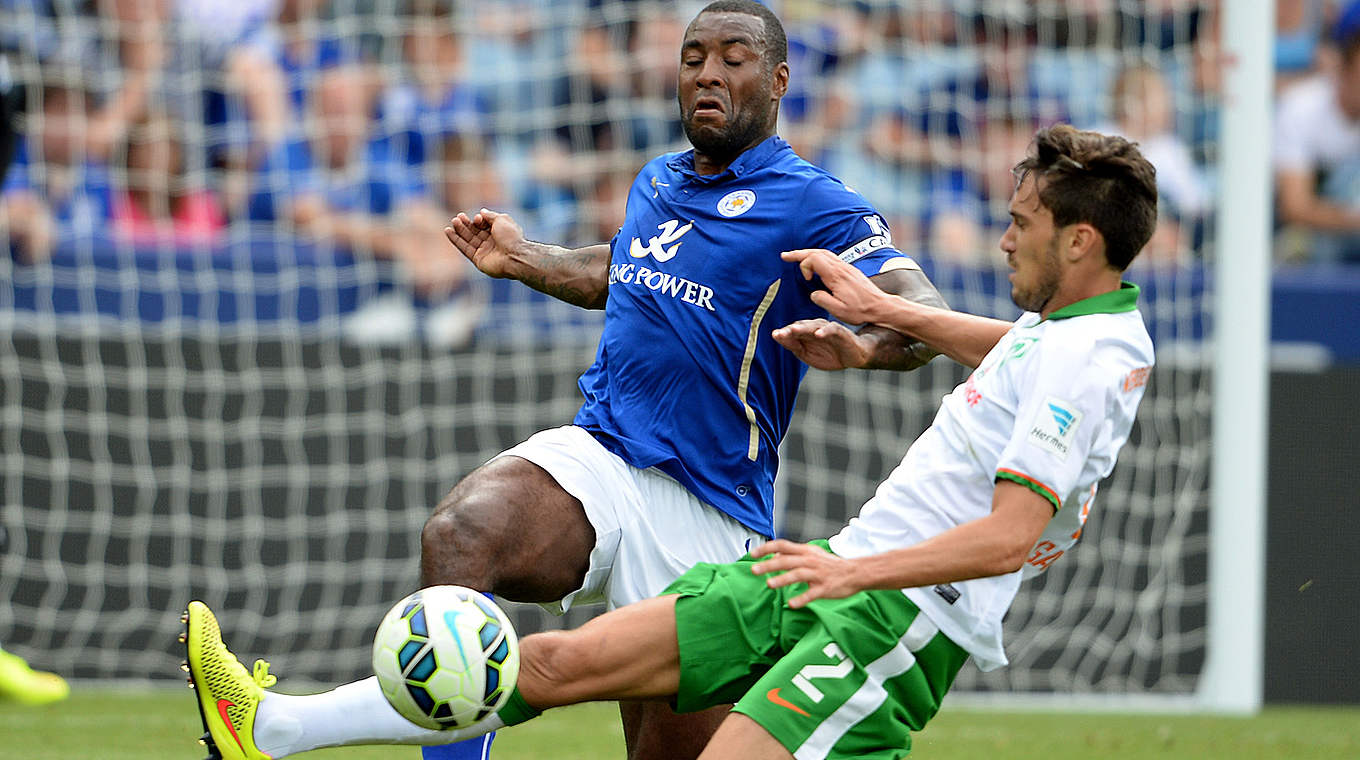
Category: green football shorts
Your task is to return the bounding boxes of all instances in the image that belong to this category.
[664,541,970,760]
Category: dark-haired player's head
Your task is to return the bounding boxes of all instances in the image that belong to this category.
[1003,125,1158,312]
[1014,125,1158,271]
[677,0,789,171]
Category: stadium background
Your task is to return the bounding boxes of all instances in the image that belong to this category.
[0,0,1356,715]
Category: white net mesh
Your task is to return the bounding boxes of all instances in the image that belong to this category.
[1,0,1216,697]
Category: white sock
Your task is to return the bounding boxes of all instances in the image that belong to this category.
[253,676,505,757]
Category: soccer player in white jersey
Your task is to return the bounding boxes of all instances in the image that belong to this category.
[184,3,946,760]
[185,123,1157,760]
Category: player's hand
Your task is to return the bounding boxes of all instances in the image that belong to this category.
[444,208,525,279]
[782,248,889,326]
[750,539,862,608]
[772,318,872,370]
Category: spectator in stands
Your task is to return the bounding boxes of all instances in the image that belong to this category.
[248,65,469,342]
[378,0,488,172]
[0,0,164,166]
[923,105,1050,266]
[0,67,115,263]
[393,131,498,347]
[213,0,365,214]
[181,0,292,171]
[237,0,361,117]
[455,0,561,128]
[1274,0,1360,264]
[84,0,168,163]
[855,9,1067,265]
[1095,62,1211,266]
[444,0,573,240]
[249,66,425,247]
[530,12,633,187]
[624,3,687,152]
[9,0,293,217]
[111,110,226,247]
[915,10,1066,157]
[531,5,682,202]
[517,6,659,248]
[814,2,960,254]
[1276,0,1328,89]
[778,5,860,168]
[372,0,500,345]
[433,133,510,223]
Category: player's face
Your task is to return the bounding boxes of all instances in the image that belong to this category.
[1001,173,1064,313]
[677,12,787,165]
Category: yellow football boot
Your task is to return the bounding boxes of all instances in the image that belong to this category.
[183,601,277,760]
[0,647,69,705]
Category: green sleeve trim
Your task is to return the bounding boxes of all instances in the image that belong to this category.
[996,469,1061,512]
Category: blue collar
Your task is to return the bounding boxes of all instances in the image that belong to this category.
[666,135,789,183]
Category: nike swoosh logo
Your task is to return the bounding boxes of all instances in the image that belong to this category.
[443,610,471,670]
[216,698,246,750]
[766,687,810,717]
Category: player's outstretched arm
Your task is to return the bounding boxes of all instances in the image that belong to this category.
[779,249,1013,369]
[445,208,611,309]
[771,264,946,372]
[859,265,948,370]
[752,481,1053,608]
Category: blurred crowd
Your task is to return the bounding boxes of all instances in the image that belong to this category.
[1,0,1357,327]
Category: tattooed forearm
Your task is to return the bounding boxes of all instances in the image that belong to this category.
[856,325,940,371]
[512,243,611,309]
[857,268,949,371]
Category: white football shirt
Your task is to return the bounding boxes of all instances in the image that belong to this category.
[1273,74,1360,174]
[828,283,1154,671]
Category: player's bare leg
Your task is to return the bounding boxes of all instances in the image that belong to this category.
[515,595,728,760]
[697,713,793,760]
[422,460,731,760]
[515,595,683,705]
[420,455,594,600]
[418,455,595,760]
[620,702,731,760]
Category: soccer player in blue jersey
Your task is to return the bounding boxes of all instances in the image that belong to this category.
[183,3,944,760]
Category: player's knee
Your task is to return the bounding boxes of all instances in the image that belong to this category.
[419,458,593,600]
[419,495,502,587]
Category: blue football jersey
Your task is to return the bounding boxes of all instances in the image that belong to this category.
[574,136,913,536]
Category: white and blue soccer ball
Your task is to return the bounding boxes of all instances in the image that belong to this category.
[372,585,520,731]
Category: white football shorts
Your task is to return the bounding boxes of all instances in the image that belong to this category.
[492,425,769,614]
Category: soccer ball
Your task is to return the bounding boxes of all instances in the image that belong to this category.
[371,585,520,731]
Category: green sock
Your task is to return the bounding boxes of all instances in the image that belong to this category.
[496,687,542,727]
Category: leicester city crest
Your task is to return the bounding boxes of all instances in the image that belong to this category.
[717,189,756,218]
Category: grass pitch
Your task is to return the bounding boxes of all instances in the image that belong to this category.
[0,690,1355,759]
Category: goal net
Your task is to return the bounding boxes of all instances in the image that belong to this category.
[1,0,1230,705]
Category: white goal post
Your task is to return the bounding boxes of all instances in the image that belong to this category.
[1199,0,1272,715]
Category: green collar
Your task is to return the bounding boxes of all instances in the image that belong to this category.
[1045,282,1140,320]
